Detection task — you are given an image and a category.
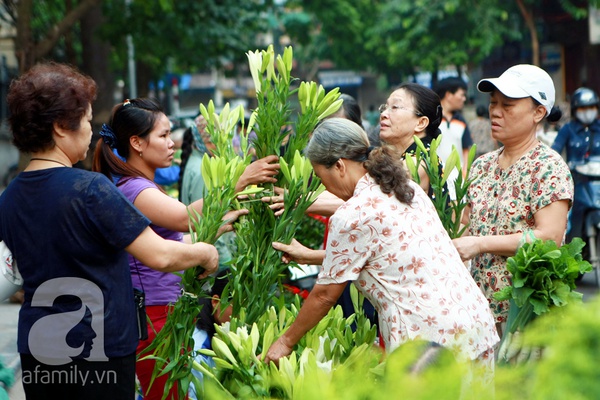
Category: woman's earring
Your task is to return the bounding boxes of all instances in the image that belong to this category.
[139,152,143,158]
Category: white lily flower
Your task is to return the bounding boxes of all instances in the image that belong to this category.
[237,325,249,341]
[246,49,263,93]
[316,359,333,373]
[220,321,231,334]
[316,335,327,362]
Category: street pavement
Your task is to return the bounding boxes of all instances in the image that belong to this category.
[0,271,599,399]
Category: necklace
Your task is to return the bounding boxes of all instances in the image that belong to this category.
[30,157,70,168]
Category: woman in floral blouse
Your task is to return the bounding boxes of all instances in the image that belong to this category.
[452,65,574,338]
[264,118,499,372]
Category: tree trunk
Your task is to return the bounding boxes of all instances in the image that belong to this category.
[14,0,32,74]
[15,0,101,73]
[516,0,539,66]
[136,62,154,99]
[13,0,32,173]
[64,0,77,65]
[431,63,439,87]
[80,2,115,170]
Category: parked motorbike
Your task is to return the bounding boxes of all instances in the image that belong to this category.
[574,159,600,287]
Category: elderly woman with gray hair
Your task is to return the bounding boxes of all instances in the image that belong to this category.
[263,118,499,372]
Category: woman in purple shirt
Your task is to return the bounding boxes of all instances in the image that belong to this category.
[92,98,278,399]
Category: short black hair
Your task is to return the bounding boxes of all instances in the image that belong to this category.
[475,105,488,118]
[433,77,467,99]
[338,93,363,128]
[8,62,97,153]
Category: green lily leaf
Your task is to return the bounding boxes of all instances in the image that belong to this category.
[442,150,459,183]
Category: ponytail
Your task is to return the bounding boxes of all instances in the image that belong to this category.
[547,105,562,123]
[178,127,195,201]
[91,98,163,183]
[364,145,415,204]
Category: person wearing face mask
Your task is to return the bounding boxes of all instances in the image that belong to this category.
[552,87,600,168]
[552,87,600,242]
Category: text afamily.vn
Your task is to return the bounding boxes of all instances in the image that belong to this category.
[22,365,118,386]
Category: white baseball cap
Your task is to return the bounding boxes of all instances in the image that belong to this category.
[477,64,555,115]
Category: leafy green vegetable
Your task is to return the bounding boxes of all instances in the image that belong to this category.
[494,237,592,334]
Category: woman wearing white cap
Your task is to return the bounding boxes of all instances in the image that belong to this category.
[452,64,574,338]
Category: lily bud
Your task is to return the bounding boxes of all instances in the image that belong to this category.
[317,98,343,120]
[247,110,258,134]
[283,46,293,76]
[276,55,288,83]
[246,50,263,93]
[199,102,210,122]
[297,82,308,113]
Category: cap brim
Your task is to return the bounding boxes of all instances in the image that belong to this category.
[477,78,530,99]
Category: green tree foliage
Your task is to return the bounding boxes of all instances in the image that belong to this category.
[513,0,600,65]
[100,0,270,81]
[281,0,386,77]
[280,0,516,77]
[7,0,600,83]
[557,0,599,19]
[2,0,270,79]
[2,0,100,72]
[367,0,515,73]
[280,0,600,77]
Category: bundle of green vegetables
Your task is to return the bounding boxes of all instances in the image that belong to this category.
[494,237,592,363]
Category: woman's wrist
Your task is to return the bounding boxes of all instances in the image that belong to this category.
[279,330,297,349]
[235,175,249,193]
[305,249,325,265]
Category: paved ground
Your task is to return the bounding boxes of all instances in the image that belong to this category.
[1,271,599,399]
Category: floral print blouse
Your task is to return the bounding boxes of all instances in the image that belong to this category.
[466,142,573,323]
[317,175,499,361]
